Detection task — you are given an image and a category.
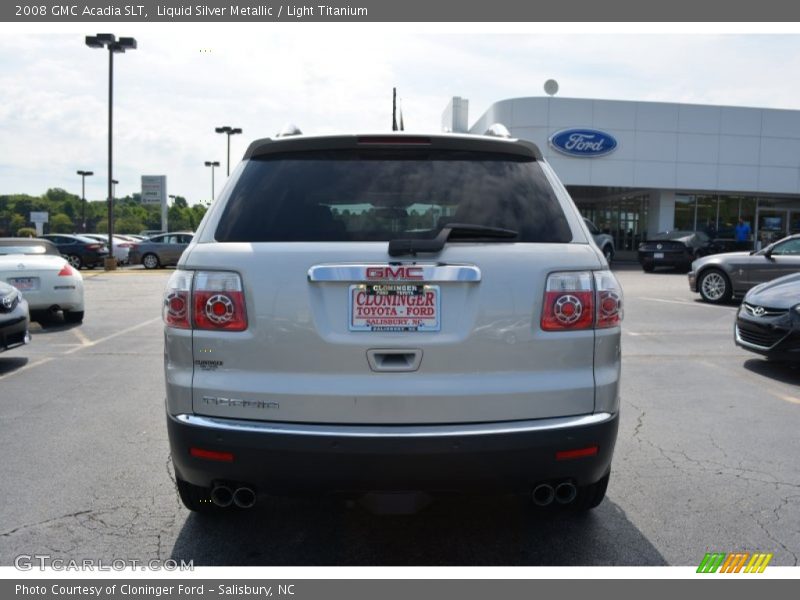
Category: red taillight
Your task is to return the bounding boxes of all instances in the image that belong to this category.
[540,270,623,331]
[163,270,248,331]
[556,446,598,461]
[190,447,234,462]
[193,271,247,331]
[86,243,102,250]
[541,272,594,331]
[163,270,193,329]
[119,243,132,248]
[58,264,75,277]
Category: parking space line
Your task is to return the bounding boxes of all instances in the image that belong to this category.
[0,357,54,381]
[63,317,162,355]
[71,327,92,346]
[640,297,736,310]
[700,359,800,406]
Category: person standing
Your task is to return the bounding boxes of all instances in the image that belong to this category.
[735,217,751,249]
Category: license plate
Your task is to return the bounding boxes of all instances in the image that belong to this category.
[349,283,440,332]
[654,252,664,259]
[8,277,39,291]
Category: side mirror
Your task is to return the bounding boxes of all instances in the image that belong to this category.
[764,248,773,259]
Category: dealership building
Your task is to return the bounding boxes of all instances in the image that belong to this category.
[443,96,800,258]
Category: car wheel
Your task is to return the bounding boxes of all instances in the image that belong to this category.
[698,269,732,304]
[63,310,84,324]
[602,245,614,263]
[176,478,218,513]
[67,254,82,269]
[571,472,610,511]
[642,263,655,273]
[142,253,160,270]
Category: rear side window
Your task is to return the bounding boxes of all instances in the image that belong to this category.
[215,150,572,243]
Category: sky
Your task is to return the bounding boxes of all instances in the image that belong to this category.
[3,26,800,204]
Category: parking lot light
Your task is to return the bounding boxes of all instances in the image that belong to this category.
[204,161,220,202]
[215,126,243,176]
[76,170,93,232]
[85,33,137,270]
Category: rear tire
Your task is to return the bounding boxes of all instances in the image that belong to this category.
[176,478,218,513]
[67,254,82,270]
[63,310,84,324]
[602,245,614,264]
[571,472,610,511]
[698,268,732,304]
[142,253,160,270]
[642,263,655,273]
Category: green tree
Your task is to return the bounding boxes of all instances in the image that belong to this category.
[50,213,75,233]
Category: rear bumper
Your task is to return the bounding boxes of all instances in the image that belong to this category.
[168,410,619,494]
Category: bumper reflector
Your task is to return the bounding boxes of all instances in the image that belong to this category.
[556,446,598,461]
[190,447,234,462]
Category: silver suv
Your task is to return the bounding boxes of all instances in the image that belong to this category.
[163,132,622,513]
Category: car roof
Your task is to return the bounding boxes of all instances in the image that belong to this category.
[243,132,544,161]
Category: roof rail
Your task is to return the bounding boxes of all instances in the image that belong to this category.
[276,123,303,137]
[484,123,511,138]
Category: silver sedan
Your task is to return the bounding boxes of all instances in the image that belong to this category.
[689,234,800,303]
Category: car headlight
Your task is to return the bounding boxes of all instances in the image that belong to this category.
[793,305,800,315]
[0,288,20,311]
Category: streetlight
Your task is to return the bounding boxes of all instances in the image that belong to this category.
[204,161,220,203]
[76,170,93,232]
[111,179,118,201]
[85,33,137,269]
[215,126,242,176]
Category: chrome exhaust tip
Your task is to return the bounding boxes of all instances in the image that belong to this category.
[555,482,578,504]
[210,484,234,508]
[532,483,555,506]
[233,486,256,509]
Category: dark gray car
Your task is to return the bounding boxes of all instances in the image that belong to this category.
[689,234,800,303]
[128,232,193,269]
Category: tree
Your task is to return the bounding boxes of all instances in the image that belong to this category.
[50,213,74,233]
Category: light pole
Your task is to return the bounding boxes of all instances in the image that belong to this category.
[215,126,242,176]
[85,33,137,269]
[111,178,118,202]
[76,170,93,232]
[204,161,220,203]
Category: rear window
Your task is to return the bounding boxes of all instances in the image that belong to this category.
[0,241,59,256]
[215,150,572,243]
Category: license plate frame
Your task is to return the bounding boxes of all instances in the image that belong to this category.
[7,277,39,291]
[349,283,440,332]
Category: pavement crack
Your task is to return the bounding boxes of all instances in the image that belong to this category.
[0,509,93,538]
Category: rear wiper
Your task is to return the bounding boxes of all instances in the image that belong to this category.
[388,223,518,257]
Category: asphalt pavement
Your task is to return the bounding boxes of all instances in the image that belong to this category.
[0,264,798,566]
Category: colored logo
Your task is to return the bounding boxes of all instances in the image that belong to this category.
[549,128,618,157]
[697,552,773,573]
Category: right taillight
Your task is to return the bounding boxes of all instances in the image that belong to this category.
[594,270,623,328]
[541,270,622,331]
[163,270,248,331]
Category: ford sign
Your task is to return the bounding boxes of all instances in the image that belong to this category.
[549,129,618,157]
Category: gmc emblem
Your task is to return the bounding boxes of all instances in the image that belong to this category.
[365,266,424,280]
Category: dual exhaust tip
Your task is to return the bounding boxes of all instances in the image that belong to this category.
[532,482,577,506]
[210,484,256,509]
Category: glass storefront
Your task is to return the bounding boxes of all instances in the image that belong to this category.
[571,189,649,259]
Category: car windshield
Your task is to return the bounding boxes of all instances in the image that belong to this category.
[215,149,572,243]
[0,242,57,255]
[651,231,696,240]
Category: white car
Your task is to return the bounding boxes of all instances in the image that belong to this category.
[0,238,85,323]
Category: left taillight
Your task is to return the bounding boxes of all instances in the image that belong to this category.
[58,264,76,277]
[163,270,193,329]
[163,270,248,332]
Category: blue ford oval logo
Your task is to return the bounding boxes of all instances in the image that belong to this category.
[549,128,618,157]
